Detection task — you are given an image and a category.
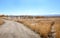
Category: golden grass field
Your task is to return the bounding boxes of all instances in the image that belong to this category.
[16,18,60,38]
[0,15,60,38]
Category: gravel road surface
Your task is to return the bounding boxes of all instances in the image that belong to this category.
[0,20,41,38]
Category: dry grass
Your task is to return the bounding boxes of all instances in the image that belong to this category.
[54,20,60,38]
[0,18,5,25]
[1,16,60,38]
[35,21,54,38]
[17,19,54,38]
[14,18,60,38]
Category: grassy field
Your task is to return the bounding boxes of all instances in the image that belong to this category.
[16,18,60,38]
[0,15,60,38]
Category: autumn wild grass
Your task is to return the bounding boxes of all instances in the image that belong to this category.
[0,18,5,25]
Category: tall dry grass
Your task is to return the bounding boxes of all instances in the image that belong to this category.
[35,21,54,38]
[16,18,60,38]
[17,19,54,38]
[54,20,60,38]
[0,18,5,25]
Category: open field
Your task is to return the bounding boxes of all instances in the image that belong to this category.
[0,15,60,38]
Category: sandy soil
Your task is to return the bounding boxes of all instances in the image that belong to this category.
[0,19,41,38]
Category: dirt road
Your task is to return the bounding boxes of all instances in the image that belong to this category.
[0,20,41,38]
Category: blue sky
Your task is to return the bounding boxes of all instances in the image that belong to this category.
[0,0,60,15]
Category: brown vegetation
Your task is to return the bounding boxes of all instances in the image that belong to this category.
[17,19,54,38]
[36,21,54,38]
[0,15,60,38]
[54,20,60,38]
[0,18,5,25]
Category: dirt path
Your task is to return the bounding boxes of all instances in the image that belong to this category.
[0,19,41,38]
